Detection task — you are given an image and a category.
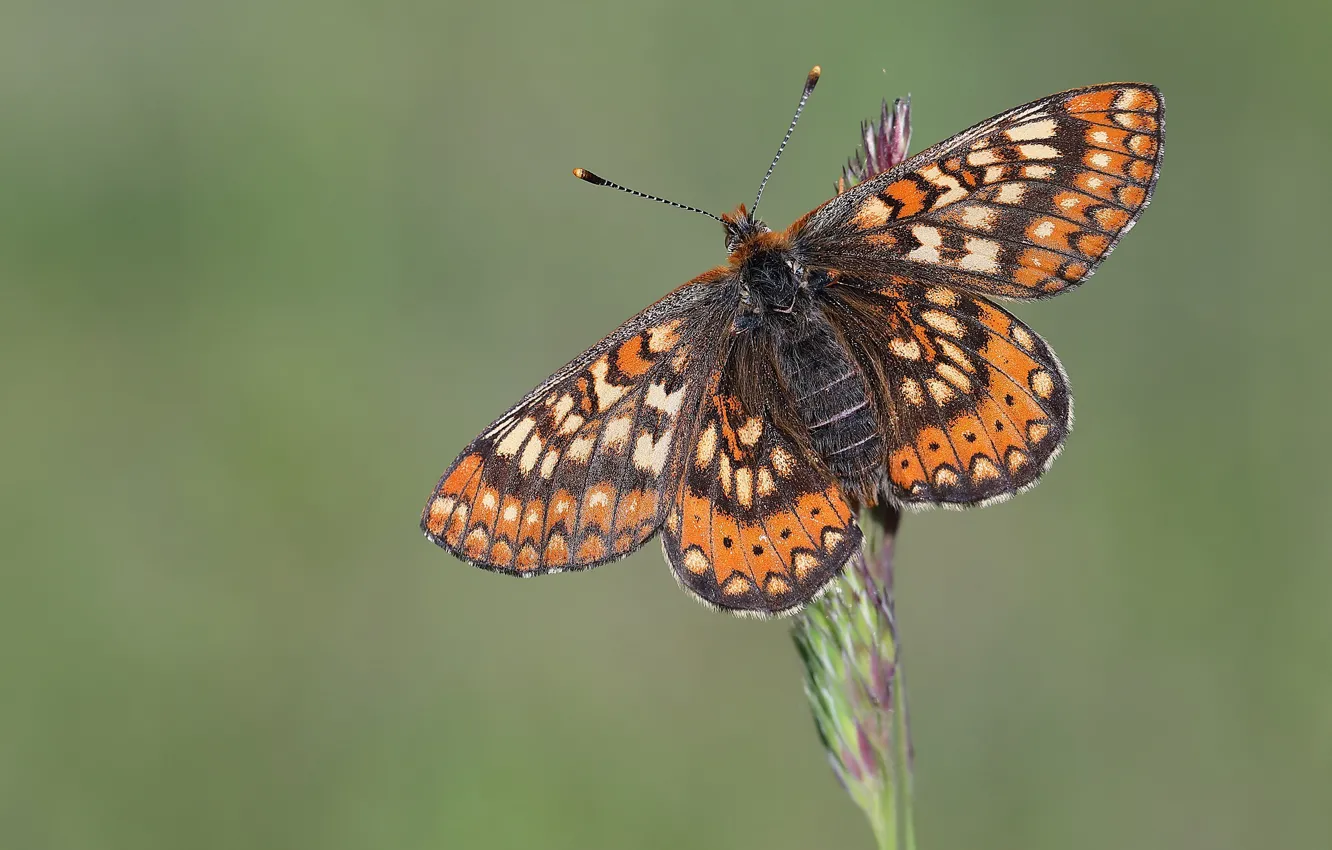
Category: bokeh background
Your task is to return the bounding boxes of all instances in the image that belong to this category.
[5,0,1330,847]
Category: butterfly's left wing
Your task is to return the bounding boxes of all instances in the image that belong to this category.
[422,269,733,573]
[794,83,1164,299]
[660,338,862,616]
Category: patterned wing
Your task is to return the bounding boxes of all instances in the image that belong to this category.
[422,269,733,573]
[822,279,1071,506]
[797,84,1164,299]
[660,339,862,616]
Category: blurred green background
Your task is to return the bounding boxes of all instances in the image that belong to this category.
[4,0,1330,847]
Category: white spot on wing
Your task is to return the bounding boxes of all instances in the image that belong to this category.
[927,378,956,405]
[600,415,634,450]
[937,363,972,392]
[1005,118,1057,141]
[496,418,537,457]
[967,149,999,166]
[757,467,775,497]
[958,236,1001,274]
[645,382,685,416]
[568,433,596,463]
[695,422,717,467]
[588,357,626,412]
[550,394,575,427]
[540,449,560,479]
[519,431,543,473]
[960,206,997,230]
[994,183,1027,205]
[633,430,673,474]
[1016,143,1061,160]
[921,310,965,337]
[906,225,942,264]
[889,338,922,360]
[735,467,753,508]
[900,378,925,406]
[737,418,763,447]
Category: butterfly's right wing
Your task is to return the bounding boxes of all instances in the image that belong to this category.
[422,269,734,573]
[796,84,1164,299]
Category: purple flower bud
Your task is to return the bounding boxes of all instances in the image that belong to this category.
[841,96,913,189]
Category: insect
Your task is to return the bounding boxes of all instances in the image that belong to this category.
[422,67,1164,616]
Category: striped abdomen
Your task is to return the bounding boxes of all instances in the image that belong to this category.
[776,313,882,491]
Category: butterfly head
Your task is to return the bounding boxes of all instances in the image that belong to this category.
[722,206,811,332]
[721,204,769,254]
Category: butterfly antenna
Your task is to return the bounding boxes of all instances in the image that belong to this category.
[572,168,722,223]
[751,65,821,218]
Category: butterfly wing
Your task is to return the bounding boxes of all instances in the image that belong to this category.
[660,337,862,616]
[796,84,1164,299]
[822,277,1071,506]
[422,269,734,573]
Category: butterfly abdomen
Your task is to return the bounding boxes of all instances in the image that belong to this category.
[776,311,882,496]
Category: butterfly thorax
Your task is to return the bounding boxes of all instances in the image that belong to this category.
[720,206,884,500]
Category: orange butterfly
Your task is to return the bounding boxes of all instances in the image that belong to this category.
[422,68,1164,616]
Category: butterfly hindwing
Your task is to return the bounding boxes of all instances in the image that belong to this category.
[822,278,1070,506]
[797,84,1164,299]
[422,270,733,573]
[660,342,862,616]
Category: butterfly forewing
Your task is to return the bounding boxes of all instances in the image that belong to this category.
[422,270,733,573]
[823,278,1070,506]
[660,342,862,615]
[797,84,1164,300]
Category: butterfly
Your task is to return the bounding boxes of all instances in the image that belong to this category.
[422,67,1164,616]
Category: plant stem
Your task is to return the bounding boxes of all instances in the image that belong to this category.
[794,503,917,849]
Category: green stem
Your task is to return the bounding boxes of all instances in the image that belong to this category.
[894,657,916,850]
[794,504,917,849]
[871,505,914,850]
[870,796,897,850]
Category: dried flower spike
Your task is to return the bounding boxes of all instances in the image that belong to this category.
[838,96,911,194]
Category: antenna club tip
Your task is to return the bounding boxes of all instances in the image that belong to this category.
[572,168,606,185]
[807,65,821,86]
